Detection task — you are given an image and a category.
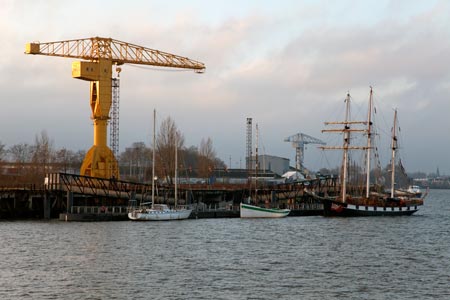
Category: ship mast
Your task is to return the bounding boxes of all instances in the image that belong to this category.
[321,92,368,203]
[365,88,373,198]
[342,93,351,203]
[390,109,398,198]
[255,123,259,203]
[175,132,179,207]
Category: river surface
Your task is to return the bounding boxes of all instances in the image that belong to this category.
[1,189,449,299]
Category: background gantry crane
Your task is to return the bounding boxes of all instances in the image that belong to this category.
[25,37,205,179]
[284,132,326,174]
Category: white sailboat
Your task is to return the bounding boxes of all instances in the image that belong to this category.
[128,110,192,221]
[129,204,192,221]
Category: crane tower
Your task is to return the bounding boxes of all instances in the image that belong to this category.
[110,75,120,176]
[25,37,205,179]
[284,133,326,173]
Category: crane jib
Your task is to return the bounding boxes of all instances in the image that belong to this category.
[25,37,205,71]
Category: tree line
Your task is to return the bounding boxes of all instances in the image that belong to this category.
[0,116,224,186]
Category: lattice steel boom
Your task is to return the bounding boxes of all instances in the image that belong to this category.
[25,37,205,71]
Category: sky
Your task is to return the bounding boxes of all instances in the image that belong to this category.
[0,0,449,174]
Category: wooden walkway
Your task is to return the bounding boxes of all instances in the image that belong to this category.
[1,173,338,220]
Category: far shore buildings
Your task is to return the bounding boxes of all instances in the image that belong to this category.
[175,155,294,185]
[246,154,290,177]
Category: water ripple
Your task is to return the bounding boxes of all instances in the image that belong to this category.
[1,190,449,299]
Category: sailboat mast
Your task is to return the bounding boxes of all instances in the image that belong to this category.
[365,88,373,198]
[255,123,259,202]
[341,93,351,203]
[175,132,178,207]
[152,109,156,209]
[390,109,398,198]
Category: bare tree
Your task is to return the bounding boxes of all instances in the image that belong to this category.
[156,116,184,184]
[198,137,216,179]
[54,148,77,173]
[8,143,33,163]
[0,141,5,162]
[72,150,86,171]
[180,146,198,177]
[7,143,34,179]
[33,131,53,162]
[31,130,54,181]
[199,137,216,159]
[120,142,151,181]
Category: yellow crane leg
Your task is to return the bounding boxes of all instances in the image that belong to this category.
[80,117,118,178]
[73,59,119,179]
[81,143,118,178]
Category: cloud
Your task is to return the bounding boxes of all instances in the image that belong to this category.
[1,1,449,173]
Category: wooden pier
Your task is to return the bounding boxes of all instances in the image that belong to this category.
[1,172,339,221]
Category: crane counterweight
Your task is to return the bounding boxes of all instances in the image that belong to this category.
[25,43,40,54]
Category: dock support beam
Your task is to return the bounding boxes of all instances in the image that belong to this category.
[67,192,73,214]
[43,192,51,219]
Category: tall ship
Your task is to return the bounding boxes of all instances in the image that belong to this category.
[312,88,426,216]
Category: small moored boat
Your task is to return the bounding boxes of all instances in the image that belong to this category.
[406,185,422,198]
[240,123,290,219]
[240,203,290,218]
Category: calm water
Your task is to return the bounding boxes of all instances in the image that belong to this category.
[1,190,449,300]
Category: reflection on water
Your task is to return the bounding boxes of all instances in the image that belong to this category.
[1,190,449,299]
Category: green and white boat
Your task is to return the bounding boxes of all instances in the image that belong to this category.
[240,203,290,218]
[241,122,290,218]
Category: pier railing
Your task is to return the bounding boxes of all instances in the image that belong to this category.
[68,205,129,215]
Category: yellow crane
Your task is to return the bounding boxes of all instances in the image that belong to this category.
[25,37,205,179]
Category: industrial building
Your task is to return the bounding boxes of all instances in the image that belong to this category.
[247,154,290,176]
